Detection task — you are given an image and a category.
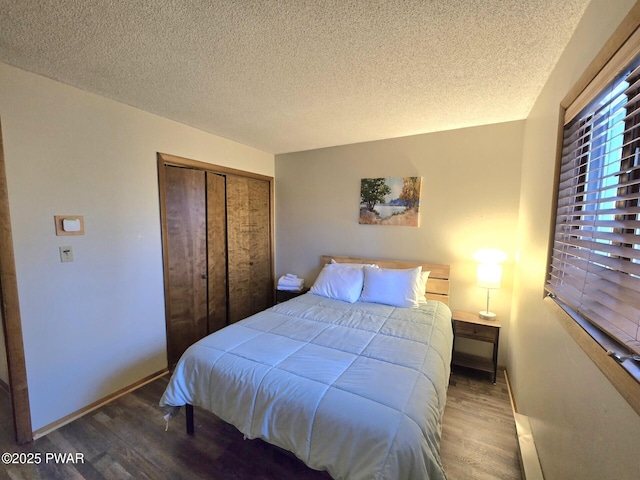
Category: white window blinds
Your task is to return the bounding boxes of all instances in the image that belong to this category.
[547,53,640,357]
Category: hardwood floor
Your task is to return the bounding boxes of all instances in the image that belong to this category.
[441,367,522,480]
[0,367,521,479]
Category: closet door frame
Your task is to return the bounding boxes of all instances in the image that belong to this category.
[157,152,274,363]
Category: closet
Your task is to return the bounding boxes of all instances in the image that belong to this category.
[158,153,274,366]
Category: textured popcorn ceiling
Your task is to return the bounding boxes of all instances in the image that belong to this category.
[0,0,591,154]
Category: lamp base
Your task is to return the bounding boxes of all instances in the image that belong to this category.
[479,310,496,320]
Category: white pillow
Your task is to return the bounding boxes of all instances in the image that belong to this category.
[418,270,431,304]
[310,264,365,303]
[360,265,423,308]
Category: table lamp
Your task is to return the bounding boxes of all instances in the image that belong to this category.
[473,249,507,320]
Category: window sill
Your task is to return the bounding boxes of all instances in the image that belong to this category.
[545,295,640,416]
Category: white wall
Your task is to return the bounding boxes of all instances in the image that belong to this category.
[0,62,274,431]
[275,121,524,365]
[511,0,640,479]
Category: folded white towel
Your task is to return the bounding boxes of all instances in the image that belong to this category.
[277,276,304,288]
[278,280,304,289]
[285,273,298,279]
[277,285,304,292]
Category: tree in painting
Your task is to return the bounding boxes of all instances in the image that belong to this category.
[399,177,421,209]
[360,178,391,212]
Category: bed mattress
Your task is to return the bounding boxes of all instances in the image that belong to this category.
[160,293,453,480]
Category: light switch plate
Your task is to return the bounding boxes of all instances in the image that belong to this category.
[59,246,74,263]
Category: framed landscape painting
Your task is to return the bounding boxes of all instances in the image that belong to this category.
[359,177,422,226]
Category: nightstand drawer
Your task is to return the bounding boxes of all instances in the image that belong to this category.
[454,321,498,343]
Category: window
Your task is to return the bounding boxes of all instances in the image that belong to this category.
[547,49,640,360]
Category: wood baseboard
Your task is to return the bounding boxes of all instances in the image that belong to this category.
[33,368,169,440]
[504,370,544,480]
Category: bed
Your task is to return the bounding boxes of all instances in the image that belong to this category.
[160,255,453,480]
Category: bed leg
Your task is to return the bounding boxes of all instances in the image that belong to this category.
[186,404,194,435]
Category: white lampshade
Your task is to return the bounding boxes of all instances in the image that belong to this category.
[477,263,502,289]
[474,249,506,320]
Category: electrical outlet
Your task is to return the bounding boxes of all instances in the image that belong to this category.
[59,246,74,263]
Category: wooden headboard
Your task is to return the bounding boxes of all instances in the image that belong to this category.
[320,255,450,306]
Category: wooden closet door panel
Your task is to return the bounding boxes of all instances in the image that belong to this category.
[247,177,273,314]
[164,166,208,366]
[226,175,272,323]
[207,173,227,333]
[227,176,252,323]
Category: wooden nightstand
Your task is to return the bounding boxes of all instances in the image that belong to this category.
[451,310,501,383]
[275,288,309,303]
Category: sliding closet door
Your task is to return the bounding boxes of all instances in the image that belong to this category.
[206,173,228,334]
[160,153,274,365]
[164,166,208,366]
[226,175,273,323]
